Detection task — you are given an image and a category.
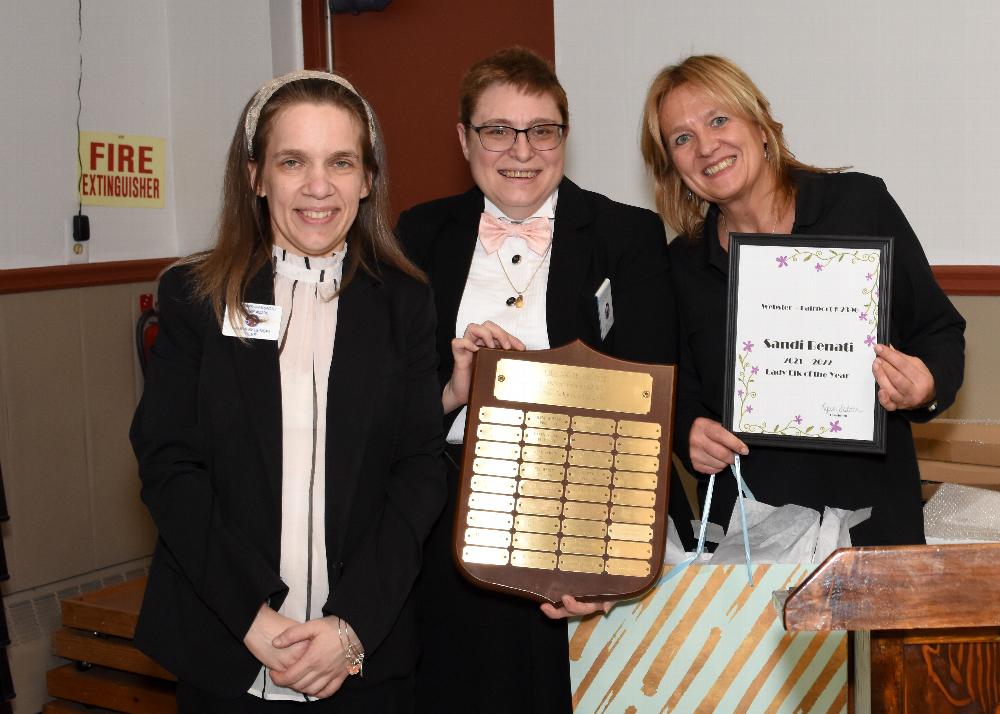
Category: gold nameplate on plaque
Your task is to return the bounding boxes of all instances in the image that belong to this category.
[520,462,565,481]
[567,467,612,486]
[494,359,653,415]
[478,406,525,425]
[455,340,676,605]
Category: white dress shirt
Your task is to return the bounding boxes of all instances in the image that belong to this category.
[447,192,557,443]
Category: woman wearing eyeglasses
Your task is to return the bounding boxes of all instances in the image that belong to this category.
[397,47,691,714]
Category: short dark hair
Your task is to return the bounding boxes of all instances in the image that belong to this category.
[459,47,569,126]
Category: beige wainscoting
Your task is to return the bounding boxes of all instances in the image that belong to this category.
[0,281,158,594]
[945,295,1000,421]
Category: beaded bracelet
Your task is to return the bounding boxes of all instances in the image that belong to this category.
[337,618,365,677]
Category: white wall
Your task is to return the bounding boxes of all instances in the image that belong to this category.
[555,0,1000,265]
[0,0,290,270]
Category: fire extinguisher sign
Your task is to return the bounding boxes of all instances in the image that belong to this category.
[78,132,166,208]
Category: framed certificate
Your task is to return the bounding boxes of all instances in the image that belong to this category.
[723,235,892,454]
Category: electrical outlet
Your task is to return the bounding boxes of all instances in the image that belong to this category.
[66,217,90,264]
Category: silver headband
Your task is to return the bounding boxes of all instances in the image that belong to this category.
[244,70,376,158]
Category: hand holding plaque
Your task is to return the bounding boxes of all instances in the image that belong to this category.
[453,339,676,604]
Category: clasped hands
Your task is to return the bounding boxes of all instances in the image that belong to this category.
[243,604,360,699]
[689,344,936,474]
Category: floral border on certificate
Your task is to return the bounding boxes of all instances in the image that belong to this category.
[736,248,880,437]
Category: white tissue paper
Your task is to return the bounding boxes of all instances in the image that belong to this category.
[924,483,1000,544]
[667,499,872,566]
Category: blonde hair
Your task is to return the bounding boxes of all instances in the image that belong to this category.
[640,55,831,239]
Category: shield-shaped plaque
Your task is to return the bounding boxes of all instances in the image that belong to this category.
[453,339,676,604]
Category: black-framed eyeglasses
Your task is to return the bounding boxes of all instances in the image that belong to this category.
[469,123,567,152]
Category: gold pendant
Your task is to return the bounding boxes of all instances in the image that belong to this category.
[514,294,525,309]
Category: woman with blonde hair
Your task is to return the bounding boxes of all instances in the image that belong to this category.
[131,70,445,712]
[641,54,964,546]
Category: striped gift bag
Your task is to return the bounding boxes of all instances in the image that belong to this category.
[569,563,847,713]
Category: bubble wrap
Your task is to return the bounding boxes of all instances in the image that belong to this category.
[924,483,1000,543]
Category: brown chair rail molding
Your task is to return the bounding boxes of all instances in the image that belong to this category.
[0,258,176,294]
[0,260,996,296]
[931,265,1000,296]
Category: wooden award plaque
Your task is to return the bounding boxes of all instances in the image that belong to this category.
[453,339,676,604]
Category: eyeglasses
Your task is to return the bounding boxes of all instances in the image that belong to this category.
[469,123,567,152]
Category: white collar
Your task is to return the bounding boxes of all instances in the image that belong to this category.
[483,189,558,222]
[272,243,347,284]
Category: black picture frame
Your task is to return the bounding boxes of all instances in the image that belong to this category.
[722,234,893,454]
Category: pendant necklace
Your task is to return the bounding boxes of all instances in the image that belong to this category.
[498,241,552,308]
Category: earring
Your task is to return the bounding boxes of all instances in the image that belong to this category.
[686,189,694,201]
[763,142,770,161]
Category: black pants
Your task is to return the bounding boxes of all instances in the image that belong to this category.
[177,676,414,714]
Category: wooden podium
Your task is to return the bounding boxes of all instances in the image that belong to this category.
[783,543,1000,712]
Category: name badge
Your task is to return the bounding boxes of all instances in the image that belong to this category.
[222,302,282,341]
[595,278,614,340]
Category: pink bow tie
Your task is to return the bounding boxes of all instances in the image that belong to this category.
[478,213,552,255]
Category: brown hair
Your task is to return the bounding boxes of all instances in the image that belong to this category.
[459,47,569,126]
[640,54,833,239]
[185,74,425,328]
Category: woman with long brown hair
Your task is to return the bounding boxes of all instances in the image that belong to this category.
[131,70,445,713]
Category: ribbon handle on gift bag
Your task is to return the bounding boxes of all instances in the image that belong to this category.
[661,455,756,586]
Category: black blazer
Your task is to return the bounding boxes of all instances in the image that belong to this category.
[669,171,966,545]
[398,177,695,550]
[129,262,446,696]
[398,177,679,410]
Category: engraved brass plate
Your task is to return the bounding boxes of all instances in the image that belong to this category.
[511,532,558,552]
[569,449,613,468]
[566,467,612,486]
[465,527,512,548]
[607,540,653,559]
[479,406,524,425]
[570,433,615,452]
[523,428,569,448]
[565,483,611,503]
[463,545,510,565]
[613,471,658,490]
[477,424,522,443]
[473,457,519,478]
[561,518,607,538]
[615,437,661,456]
[475,440,522,460]
[610,505,656,525]
[515,497,563,517]
[605,558,651,577]
[467,510,513,530]
[470,475,517,495]
[571,416,616,434]
[614,454,659,473]
[563,501,608,521]
[617,420,661,439]
[558,554,605,574]
[494,359,653,414]
[607,522,653,542]
[518,480,564,499]
[525,411,571,430]
[520,462,565,482]
[514,514,561,534]
[511,550,557,570]
[457,341,676,603]
[611,488,656,507]
[559,536,607,556]
[468,493,515,513]
[521,445,567,464]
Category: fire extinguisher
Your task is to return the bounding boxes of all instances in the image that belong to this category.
[135,293,159,378]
